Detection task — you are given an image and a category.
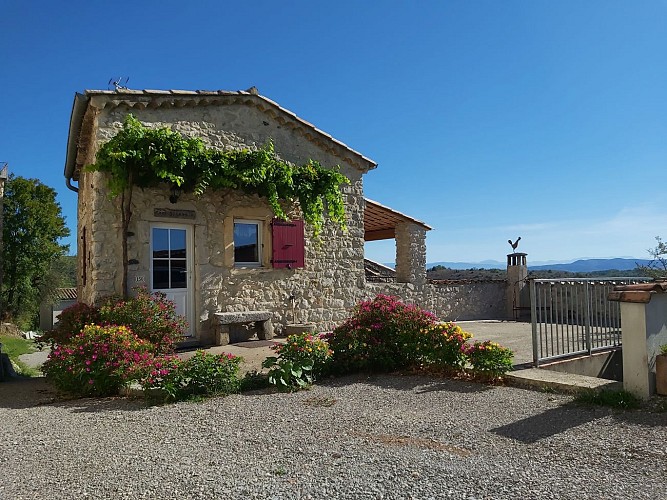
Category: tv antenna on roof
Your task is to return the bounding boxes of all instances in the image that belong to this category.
[108,77,130,90]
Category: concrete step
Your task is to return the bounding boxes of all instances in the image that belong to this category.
[507,367,623,394]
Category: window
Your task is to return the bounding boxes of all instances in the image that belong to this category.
[152,227,188,289]
[234,220,262,266]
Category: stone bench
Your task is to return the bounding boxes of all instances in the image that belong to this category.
[213,311,274,346]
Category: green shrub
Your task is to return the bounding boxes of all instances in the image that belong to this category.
[141,350,242,401]
[327,294,438,373]
[98,287,186,353]
[42,324,154,396]
[262,357,314,392]
[464,340,514,377]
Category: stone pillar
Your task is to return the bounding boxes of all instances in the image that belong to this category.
[506,253,528,320]
[395,222,427,285]
[608,283,667,399]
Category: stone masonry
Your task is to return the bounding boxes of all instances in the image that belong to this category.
[395,222,427,285]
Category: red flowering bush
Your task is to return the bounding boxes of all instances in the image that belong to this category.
[43,324,155,396]
[98,287,186,354]
[327,294,438,373]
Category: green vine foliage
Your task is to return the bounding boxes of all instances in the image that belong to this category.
[87,114,350,236]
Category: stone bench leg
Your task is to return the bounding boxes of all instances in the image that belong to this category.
[215,324,231,346]
[258,319,274,340]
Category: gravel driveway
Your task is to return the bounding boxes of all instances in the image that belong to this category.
[1,375,665,499]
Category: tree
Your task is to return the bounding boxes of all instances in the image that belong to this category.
[1,175,69,328]
[636,236,667,279]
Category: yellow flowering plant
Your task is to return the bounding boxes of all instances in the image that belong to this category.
[417,323,472,368]
[463,340,514,377]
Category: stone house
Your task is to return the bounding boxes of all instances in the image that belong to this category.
[65,88,508,345]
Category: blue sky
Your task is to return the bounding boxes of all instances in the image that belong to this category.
[2,1,666,264]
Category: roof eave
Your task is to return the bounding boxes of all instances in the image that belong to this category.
[64,92,90,182]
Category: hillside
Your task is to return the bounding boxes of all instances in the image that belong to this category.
[427,263,650,281]
[424,257,652,274]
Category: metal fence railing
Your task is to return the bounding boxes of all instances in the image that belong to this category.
[530,277,652,367]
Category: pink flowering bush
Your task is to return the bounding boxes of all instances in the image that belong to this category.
[43,324,154,396]
[140,350,242,401]
[41,302,101,347]
[98,287,186,353]
[463,341,514,377]
[328,295,515,379]
[43,288,186,354]
[327,294,438,373]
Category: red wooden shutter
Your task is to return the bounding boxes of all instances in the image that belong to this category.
[271,219,305,269]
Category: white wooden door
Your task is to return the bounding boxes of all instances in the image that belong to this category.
[150,224,193,337]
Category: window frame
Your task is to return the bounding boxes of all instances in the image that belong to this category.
[233,218,263,267]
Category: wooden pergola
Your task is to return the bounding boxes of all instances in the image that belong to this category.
[363,198,431,241]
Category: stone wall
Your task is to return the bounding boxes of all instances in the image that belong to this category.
[366,280,508,321]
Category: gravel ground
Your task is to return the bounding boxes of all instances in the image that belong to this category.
[1,375,666,499]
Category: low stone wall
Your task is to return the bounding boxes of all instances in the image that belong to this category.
[365,279,509,321]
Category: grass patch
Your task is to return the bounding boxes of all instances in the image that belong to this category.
[574,389,641,410]
[0,335,40,377]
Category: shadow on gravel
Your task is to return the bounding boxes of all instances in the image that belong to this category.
[47,397,147,413]
[490,403,603,443]
[0,376,147,413]
[319,373,492,394]
[0,377,57,409]
[607,405,667,428]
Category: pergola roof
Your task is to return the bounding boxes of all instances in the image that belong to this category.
[364,198,431,241]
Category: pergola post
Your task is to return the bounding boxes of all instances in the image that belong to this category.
[395,222,427,285]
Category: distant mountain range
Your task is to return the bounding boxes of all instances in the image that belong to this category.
[423,258,653,273]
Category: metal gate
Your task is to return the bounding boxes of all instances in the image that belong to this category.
[530,278,651,367]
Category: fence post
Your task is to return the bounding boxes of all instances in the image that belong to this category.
[584,281,592,356]
[530,279,539,367]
